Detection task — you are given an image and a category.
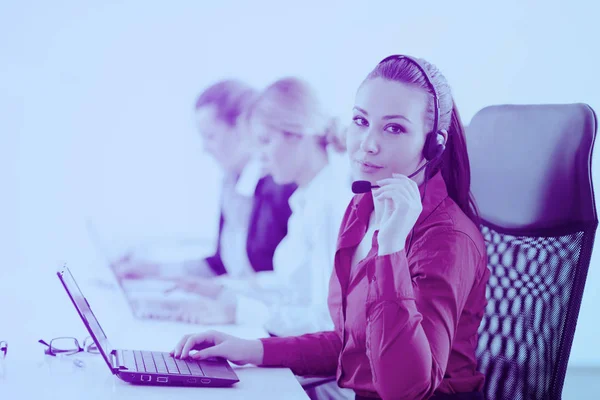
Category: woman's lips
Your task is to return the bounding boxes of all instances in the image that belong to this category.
[355,159,383,174]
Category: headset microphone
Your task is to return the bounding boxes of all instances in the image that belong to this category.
[351,181,378,194]
[351,157,434,194]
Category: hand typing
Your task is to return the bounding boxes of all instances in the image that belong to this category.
[111,252,161,280]
[171,331,264,366]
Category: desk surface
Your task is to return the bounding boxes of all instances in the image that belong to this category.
[0,265,309,400]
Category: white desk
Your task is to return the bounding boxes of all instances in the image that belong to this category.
[0,265,309,400]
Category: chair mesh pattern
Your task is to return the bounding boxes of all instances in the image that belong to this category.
[476,221,597,400]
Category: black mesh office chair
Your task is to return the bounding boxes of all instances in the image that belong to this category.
[466,104,598,400]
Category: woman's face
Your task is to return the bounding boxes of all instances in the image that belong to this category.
[346,77,430,184]
[195,105,245,172]
[252,117,312,185]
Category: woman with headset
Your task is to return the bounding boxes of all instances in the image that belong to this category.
[170,56,490,400]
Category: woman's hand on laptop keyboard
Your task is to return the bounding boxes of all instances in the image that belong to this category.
[171,331,264,366]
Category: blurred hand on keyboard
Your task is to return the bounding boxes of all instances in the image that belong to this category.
[164,277,225,300]
[133,297,236,325]
[111,252,161,280]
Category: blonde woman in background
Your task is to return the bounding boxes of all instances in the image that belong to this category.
[111,79,297,323]
[181,77,353,332]
[179,77,354,399]
[246,77,352,337]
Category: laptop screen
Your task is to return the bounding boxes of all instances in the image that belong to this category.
[57,267,115,372]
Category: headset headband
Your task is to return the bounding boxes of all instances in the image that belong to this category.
[378,55,440,135]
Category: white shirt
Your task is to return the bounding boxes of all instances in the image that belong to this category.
[218,157,263,279]
[161,157,264,279]
[226,151,354,336]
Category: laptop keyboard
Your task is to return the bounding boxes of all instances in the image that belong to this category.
[121,350,205,376]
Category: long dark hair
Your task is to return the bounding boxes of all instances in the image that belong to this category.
[366,57,480,225]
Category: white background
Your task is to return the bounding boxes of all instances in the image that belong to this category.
[1,0,599,366]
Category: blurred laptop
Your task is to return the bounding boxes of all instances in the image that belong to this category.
[85,219,215,321]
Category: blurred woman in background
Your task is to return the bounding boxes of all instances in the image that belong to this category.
[177,76,354,399]
[181,77,353,333]
[111,79,296,323]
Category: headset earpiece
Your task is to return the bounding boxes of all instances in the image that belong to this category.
[378,55,447,175]
[434,132,446,158]
[424,131,446,161]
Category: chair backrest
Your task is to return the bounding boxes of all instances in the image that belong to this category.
[466,104,598,400]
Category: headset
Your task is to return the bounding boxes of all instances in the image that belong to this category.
[351,55,448,195]
[377,55,448,252]
[378,55,446,176]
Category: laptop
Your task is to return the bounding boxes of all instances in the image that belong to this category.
[57,266,239,386]
[85,220,213,321]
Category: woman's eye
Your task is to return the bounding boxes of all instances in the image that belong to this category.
[352,116,368,127]
[385,124,406,135]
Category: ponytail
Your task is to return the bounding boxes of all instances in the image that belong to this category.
[438,102,480,226]
[318,117,347,153]
[368,56,480,226]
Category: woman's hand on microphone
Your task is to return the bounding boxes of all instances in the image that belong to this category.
[373,173,423,256]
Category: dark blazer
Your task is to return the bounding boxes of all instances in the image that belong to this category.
[204,175,297,276]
